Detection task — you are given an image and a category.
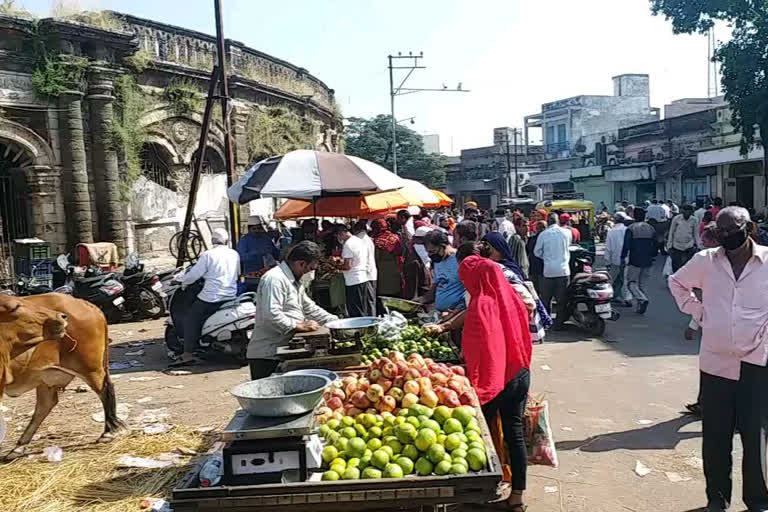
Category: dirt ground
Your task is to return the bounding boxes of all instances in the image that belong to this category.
[0,260,747,511]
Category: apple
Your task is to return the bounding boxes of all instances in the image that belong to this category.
[448,378,466,394]
[392,376,405,389]
[325,387,345,402]
[316,413,330,424]
[396,361,410,376]
[417,377,432,394]
[450,366,466,376]
[366,408,379,415]
[439,388,461,408]
[389,351,406,362]
[403,380,420,396]
[345,382,358,397]
[315,406,333,417]
[408,353,425,367]
[405,368,421,381]
[377,395,396,413]
[381,362,398,379]
[351,390,371,409]
[420,390,439,408]
[326,396,343,410]
[418,366,431,377]
[431,373,449,387]
[387,387,404,401]
[459,391,476,406]
[401,393,419,408]
[346,406,364,416]
[378,379,393,393]
[369,368,382,381]
[357,377,370,392]
[366,384,384,403]
[424,357,434,365]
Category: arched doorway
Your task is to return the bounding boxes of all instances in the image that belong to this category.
[140,142,175,190]
[190,147,226,175]
[0,139,33,284]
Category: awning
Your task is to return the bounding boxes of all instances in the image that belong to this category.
[531,170,572,185]
[570,165,603,178]
[604,165,653,182]
[698,144,764,167]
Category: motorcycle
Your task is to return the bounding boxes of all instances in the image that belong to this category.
[119,253,166,320]
[55,255,128,324]
[560,246,619,337]
[164,272,256,363]
[595,214,613,243]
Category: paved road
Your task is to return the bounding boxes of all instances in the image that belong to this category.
[523,257,744,512]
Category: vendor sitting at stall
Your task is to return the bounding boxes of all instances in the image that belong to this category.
[237,215,280,291]
[248,241,338,379]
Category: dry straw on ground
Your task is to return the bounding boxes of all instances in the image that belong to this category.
[0,427,214,512]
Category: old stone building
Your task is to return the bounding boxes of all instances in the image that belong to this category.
[0,11,340,275]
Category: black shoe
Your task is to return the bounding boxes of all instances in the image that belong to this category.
[684,402,702,417]
[637,300,649,315]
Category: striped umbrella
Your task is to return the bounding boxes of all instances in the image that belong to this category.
[227,150,406,204]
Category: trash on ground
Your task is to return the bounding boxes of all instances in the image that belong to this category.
[196,426,216,433]
[43,446,62,463]
[136,408,170,424]
[144,423,173,435]
[636,419,653,425]
[116,455,173,469]
[138,328,149,333]
[72,384,89,393]
[175,446,198,455]
[129,376,159,382]
[129,360,145,367]
[168,370,192,376]
[561,426,573,432]
[125,349,146,356]
[165,385,184,389]
[540,364,552,371]
[109,362,132,370]
[136,397,153,404]
[543,486,558,493]
[665,471,691,483]
[0,405,9,413]
[140,497,170,511]
[634,460,652,477]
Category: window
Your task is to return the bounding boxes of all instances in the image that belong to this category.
[546,126,555,146]
[557,123,566,143]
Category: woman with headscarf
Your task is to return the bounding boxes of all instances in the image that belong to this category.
[371,218,403,297]
[482,232,551,341]
[458,255,532,511]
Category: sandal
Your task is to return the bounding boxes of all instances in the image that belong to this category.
[167,356,203,368]
[685,402,702,416]
[508,491,527,511]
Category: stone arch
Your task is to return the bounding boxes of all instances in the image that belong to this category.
[144,133,181,165]
[0,118,55,168]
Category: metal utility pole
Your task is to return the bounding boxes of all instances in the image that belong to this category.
[504,136,511,198]
[214,0,239,248]
[513,128,519,197]
[388,52,468,174]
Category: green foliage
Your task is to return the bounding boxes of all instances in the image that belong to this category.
[51,2,123,31]
[650,0,768,156]
[0,0,33,17]
[164,79,203,116]
[31,54,88,98]
[110,74,147,200]
[344,115,445,188]
[246,106,318,162]
[124,48,153,74]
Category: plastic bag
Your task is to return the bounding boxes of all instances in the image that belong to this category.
[524,397,558,467]
[662,256,673,277]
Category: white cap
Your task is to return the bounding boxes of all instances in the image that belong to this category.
[414,226,433,237]
[247,215,265,226]
[211,228,229,245]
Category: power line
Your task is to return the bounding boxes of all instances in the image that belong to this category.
[387,52,469,174]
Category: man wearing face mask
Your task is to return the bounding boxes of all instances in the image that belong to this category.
[670,207,768,512]
[667,204,698,272]
[248,241,338,379]
[416,230,466,312]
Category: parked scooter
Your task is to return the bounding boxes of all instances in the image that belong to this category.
[559,246,618,336]
[55,255,128,324]
[119,253,166,320]
[164,272,256,363]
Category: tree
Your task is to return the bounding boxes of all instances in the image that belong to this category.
[650,0,768,207]
[344,115,445,188]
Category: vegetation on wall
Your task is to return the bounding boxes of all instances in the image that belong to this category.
[124,47,153,74]
[164,79,203,116]
[0,0,32,17]
[246,105,318,162]
[31,54,88,98]
[111,74,148,200]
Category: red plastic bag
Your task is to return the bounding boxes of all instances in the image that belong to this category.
[524,397,558,467]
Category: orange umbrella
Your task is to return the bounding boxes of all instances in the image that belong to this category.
[432,189,453,206]
[274,189,423,220]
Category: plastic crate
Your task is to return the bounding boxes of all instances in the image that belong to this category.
[16,258,54,286]
[13,239,51,261]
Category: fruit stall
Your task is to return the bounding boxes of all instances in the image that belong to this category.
[170,353,502,511]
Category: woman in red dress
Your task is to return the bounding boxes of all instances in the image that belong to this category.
[458,254,532,511]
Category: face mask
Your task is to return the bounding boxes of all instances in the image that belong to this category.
[719,227,748,251]
[300,270,316,286]
[429,252,444,263]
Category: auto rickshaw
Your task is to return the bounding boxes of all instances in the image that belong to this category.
[535,199,596,252]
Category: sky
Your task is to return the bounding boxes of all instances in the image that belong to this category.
[20,0,723,155]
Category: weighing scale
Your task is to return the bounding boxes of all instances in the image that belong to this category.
[221,409,322,486]
[275,327,362,371]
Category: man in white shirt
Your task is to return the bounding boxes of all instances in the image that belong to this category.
[493,208,515,240]
[336,224,375,317]
[353,220,378,315]
[175,228,240,366]
[667,204,698,272]
[248,241,338,378]
[646,200,667,223]
[604,212,632,306]
[534,213,571,329]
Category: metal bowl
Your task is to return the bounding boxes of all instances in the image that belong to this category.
[230,374,330,417]
[380,296,423,314]
[284,369,340,382]
[325,316,381,342]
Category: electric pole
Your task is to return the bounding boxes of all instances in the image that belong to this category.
[513,128,519,198]
[387,52,468,175]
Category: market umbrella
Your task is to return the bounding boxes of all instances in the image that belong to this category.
[227,150,406,204]
[400,179,444,208]
[432,189,453,206]
[274,188,424,220]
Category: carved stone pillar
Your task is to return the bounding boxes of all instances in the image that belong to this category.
[58,89,94,246]
[87,65,125,256]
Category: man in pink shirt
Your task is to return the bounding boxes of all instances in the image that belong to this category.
[669,206,768,512]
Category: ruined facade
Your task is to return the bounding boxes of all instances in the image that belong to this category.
[0,11,340,268]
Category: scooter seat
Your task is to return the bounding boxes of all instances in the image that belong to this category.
[573,273,592,282]
[218,292,256,310]
[573,272,610,284]
[76,273,115,284]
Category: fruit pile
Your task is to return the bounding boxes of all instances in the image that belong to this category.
[317,404,488,480]
[361,325,456,365]
[317,352,477,421]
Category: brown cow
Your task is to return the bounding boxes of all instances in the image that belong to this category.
[0,293,125,458]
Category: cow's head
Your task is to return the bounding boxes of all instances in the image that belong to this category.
[0,295,68,394]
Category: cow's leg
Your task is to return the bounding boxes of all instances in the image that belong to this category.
[79,370,126,442]
[6,384,61,459]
